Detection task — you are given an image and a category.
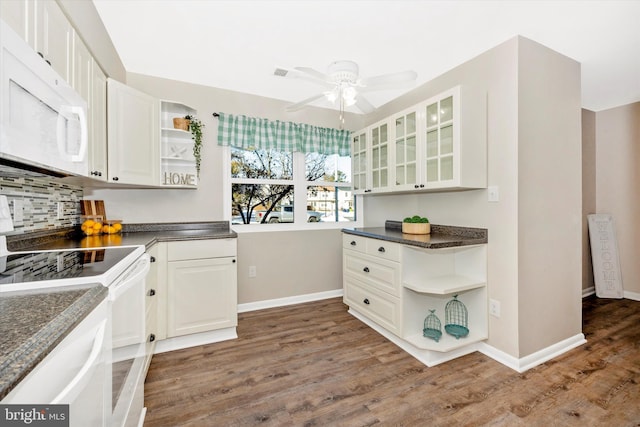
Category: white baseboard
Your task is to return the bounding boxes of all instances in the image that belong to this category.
[582,286,595,298]
[624,290,640,301]
[478,333,586,373]
[238,289,343,313]
[154,327,238,354]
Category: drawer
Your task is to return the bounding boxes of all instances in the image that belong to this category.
[168,238,237,261]
[343,252,401,297]
[366,239,400,262]
[342,234,367,254]
[344,276,401,335]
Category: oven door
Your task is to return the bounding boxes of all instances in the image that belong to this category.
[110,253,150,427]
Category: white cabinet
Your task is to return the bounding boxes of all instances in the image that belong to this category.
[144,245,159,373]
[343,234,487,365]
[34,0,72,81]
[352,86,486,194]
[107,78,160,185]
[89,61,108,180]
[160,101,198,187]
[72,32,91,103]
[0,0,30,44]
[166,239,237,338]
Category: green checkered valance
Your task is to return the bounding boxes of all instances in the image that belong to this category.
[217,113,350,156]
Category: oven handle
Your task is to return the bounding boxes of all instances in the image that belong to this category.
[51,318,107,404]
[110,254,150,301]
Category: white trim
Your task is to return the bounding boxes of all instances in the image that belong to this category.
[348,308,480,367]
[154,327,237,354]
[137,407,147,427]
[238,289,343,313]
[582,286,596,298]
[478,333,586,373]
[624,290,640,301]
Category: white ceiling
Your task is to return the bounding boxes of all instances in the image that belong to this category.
[92,0,640,113]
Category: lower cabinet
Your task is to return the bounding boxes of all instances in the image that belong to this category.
[152,239,237,342]
[342,233,488,366]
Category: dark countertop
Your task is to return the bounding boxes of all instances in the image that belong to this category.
[1,221,235,400]
[7,221,237,252]
[0,284,107,400]
[342,221,487,249]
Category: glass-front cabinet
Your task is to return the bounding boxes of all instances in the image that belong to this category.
[371,120,390,191]
[349,85,486,195]
[394,110,418,191]
[351,129,369,194]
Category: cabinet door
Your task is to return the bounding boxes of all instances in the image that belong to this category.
[0,0,30,44]
[167,257,237,337]
[351,129,369,194]
[423,88,458,187]
[71,32,91,103]
[393,110,419,190]
[35,0,72,81]
[107,78,160,185]
[89,62,108,180]
[370,121,390,191]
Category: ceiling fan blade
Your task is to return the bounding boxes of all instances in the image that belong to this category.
[355,95,375,114]
[294,66,329,82]
[286,93,326,112]
[360,70,418,89]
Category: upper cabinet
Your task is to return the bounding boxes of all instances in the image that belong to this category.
[89,62,108,181]
[107,79,160,186]
[34,0,72,81]
[352,85,486,194]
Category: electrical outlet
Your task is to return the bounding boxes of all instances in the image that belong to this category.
[13,200,24,225]
[57,201,65,219]
[248,266,257,278]
[489,299,501,318]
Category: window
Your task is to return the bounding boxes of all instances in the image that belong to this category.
[230,147,355,225]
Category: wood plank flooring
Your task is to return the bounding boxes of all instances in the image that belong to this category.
[144,296,640,426]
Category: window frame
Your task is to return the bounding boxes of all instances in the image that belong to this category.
[223,146,363,232]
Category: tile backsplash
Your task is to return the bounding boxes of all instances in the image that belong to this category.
[0,166,82,235]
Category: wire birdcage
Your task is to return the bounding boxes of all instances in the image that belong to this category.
[423,309,442,342]
[444,294,469,339]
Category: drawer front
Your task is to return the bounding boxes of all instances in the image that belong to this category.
[168,238,237,261]
[343,252,401,296]
[366,239,400,262]
[344,276,401,335]
[342,234,367,254]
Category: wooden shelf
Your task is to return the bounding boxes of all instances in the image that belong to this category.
[403,275,486,295]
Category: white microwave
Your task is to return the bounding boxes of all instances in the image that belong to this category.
[0,19,88,177]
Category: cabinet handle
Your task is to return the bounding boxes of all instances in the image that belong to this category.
[414,184,419,189]
[149,333,156,342]
[232,259,236,263]
[420,184,425,188]
[363,267,370,273]
[149,289,156,296]
[378,247,385,253]
[363,298,370,305]
[112,177,119,181]
[150,256,156,263]
[350,241,357,246]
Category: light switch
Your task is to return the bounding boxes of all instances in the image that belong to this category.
[488,186,499,202]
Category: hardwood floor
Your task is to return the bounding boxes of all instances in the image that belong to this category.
[144,296,640,426]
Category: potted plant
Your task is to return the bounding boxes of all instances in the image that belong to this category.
[184,115,204,177]
[402,215,430,234]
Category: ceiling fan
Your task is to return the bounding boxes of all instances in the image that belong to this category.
[275,60,417,125]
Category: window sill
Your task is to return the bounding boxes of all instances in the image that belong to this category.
[231,220,363,234]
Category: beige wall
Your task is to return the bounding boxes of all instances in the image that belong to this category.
[517,38,582,356]
[595,102,640,295]
[582,109,596,292]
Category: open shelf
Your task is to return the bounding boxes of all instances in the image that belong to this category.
[404,328,488,352]
[403,275,486,295]
[160,100,198,187]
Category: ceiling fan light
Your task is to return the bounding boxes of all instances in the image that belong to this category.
[343,86,357,106]
[324,90,338,104]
